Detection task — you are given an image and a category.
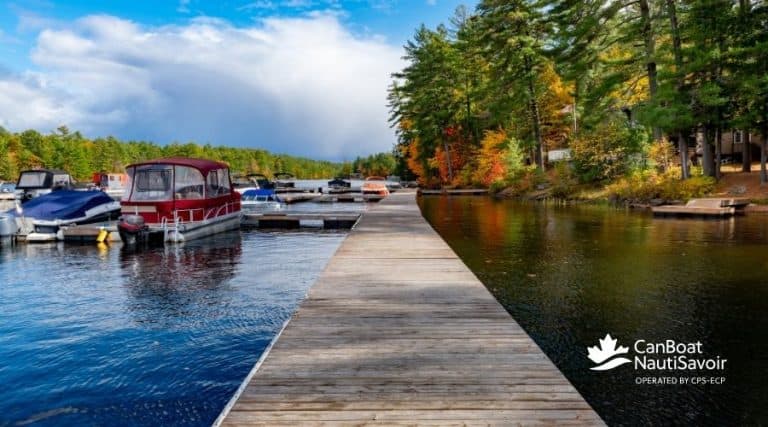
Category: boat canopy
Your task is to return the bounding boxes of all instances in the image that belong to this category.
[10,190,114,220]
[124,158,232,202]
[126,157,229,175]
[16,169,72,190]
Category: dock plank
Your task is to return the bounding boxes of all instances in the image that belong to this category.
[216,190,604,426]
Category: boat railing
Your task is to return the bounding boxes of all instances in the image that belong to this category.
[204,201,239,221]
[172,207,206,224]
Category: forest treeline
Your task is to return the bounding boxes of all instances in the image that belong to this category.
[0,126,399,181]
[389,1,768,193]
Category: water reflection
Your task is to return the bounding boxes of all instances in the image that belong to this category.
[119,234,242,328]
[420,196,768,425]
[0,230,344,426]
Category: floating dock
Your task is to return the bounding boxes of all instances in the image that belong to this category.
[277,193,322,204]
[652,198,749,218]
[216,190,604,426]
[316,193,365,203]
[241,212,361,229]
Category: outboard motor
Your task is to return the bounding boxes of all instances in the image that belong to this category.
[117,214,148,246]
[0,213,19,245]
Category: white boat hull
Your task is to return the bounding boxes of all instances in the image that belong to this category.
[153,211,242,243]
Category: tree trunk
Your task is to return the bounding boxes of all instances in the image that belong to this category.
[526,71,545,170]
[678,131,689,179]
[761,124,768,184]
[742,131,752,172]
[715,127,722,180]
[640,0,661,141]
[443,139,453,183]
[701,126,715,177]
[667,0,687,179]
[739,0,752,173]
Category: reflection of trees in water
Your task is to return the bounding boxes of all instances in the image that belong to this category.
[119,233,242,327]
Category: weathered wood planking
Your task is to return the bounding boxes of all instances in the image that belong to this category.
[216,190,604,426]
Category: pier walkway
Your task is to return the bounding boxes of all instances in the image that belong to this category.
[216,190,604,426]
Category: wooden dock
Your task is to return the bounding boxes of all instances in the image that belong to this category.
[652,198,749,218]
[216,190,604,426]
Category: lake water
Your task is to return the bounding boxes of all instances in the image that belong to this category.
[0,229,346,426]
[419,196,768,426]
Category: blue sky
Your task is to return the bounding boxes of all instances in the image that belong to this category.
[0,0,476,159]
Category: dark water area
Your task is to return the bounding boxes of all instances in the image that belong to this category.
[419,196,768,426]
[0,230,345,426]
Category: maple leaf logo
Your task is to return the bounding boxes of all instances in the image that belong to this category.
[587,334,632,371]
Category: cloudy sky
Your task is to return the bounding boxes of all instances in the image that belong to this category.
[0,0,473,160]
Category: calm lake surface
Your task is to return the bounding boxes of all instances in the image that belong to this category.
[420,196,768,426]
[0,229,346,426]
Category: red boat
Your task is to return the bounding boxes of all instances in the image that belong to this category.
[117,157,241,245]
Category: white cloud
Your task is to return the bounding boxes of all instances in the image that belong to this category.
[0,13,403,160]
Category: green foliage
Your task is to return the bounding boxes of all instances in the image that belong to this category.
[570,118,649,183]
[504,137,526,178]
[549,162,577,199]
[351,152,398,177]
[0,128,343,181]
[390,0,768,187]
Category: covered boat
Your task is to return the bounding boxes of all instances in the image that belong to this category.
[9,190,121,242]
[117,157,241,245]
[241,189,282,212]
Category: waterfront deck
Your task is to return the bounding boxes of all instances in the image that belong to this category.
[216,190,604,426]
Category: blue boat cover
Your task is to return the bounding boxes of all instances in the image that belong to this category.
[241,188,281,203]
[11,190,116,220]
[242,189,276,197]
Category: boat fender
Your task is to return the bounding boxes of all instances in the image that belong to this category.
[96,228,109,244]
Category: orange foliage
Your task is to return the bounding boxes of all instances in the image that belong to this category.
[431,136,472,186]
[473,129,508,186]
[404,140,427,185]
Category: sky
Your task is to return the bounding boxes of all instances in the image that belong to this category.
[0,0,477,161]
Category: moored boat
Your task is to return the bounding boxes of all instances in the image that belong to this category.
[232,173,274,194]
[8,189,121,242]
[92,172,129,200]
[117,157,241,245]
[274,172,296,191]
[327,177,352,193]
[241,188,282,212]
[361,176,390,202]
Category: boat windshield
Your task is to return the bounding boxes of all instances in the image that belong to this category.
[18,172,48,188]
[206,168,231,197]
[127,165,173,201]
[174,166,205,200]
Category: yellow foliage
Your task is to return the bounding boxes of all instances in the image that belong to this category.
[538,62,574,151]
[601,46,649,106]
[607,169,715,202]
